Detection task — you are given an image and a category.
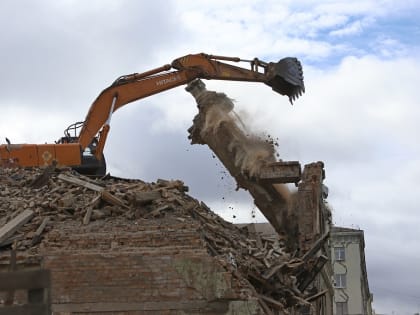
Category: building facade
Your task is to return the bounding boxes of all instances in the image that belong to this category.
[331,227,373,315]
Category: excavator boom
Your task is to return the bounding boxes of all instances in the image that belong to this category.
[0,53,304,175]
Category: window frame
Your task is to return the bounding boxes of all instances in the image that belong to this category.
[336,302,348,315]
[334,273,347,288]
[334,246,346,261]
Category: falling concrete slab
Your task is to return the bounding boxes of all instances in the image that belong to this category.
[186,79,300,247]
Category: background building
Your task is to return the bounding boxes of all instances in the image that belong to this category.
[331,226,373,315]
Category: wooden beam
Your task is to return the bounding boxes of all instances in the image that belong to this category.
[30,160,57,188]
[262,262,286,280]
[83,207,94,225]
[0,235,23,248]
[297,255,329,292]
[83,194,102,225]
[58,174,128,209]
[130,191,161,206]
[4,246,17,305]
[0,210,34,245]
[258,294,285,310]
[101,190,129,209]
[306,289,328,302]
[31,217,50,246]
[0,269,50,291]
[0,304,48,315]
[257,298,275,315]
[301,230,330,261]
[58,173,104,192]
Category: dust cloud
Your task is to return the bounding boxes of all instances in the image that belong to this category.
[188,81,291,200]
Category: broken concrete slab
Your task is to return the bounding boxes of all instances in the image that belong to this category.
[186,79,297,245]
[258,161,301,184]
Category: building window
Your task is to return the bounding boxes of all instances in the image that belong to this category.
[334,274,347,288]
[336,302,348,315]
[334,246,345,261]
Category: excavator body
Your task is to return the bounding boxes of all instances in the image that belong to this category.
[0,142,81,168]
[0,53,304,176]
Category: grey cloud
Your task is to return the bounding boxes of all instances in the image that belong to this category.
[104,103,245,203]
[0,1,180,108]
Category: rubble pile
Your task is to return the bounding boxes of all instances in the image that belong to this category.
[0,167,323,314]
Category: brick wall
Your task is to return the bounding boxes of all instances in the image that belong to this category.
[36,220,261,314]
[294,162,325,254]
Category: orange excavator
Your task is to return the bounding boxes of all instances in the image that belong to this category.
[0,53,304,175]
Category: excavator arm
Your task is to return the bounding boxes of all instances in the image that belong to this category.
[0,53,304,175]
[78,53,304,153]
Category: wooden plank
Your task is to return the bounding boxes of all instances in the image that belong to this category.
[0,269,50,291]
[258,294,285,310]
[101,190,129,209]
[130,191,161,206]
[83,207,94,225]
[83,194,101,225]
[0,234,23,248]
[147,205,172,218]
[58,173,103,192]
[301,230,330,261]
[58,174,128,209]
[1,209,21,226]
[30,160,57,188]
[257,298,275,315]
[306,289,328,302]
[4,246,17,305]
[297,255,329,291]
[0,210,34,245]
[262,262,286,280]
[0,304,48,315]
[31,217,50,246]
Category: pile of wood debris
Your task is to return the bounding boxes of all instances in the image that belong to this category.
[0,166,325,314]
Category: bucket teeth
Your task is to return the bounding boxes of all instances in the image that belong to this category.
[267,57,305,104]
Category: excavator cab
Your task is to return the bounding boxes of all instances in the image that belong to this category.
[58,122,106,176]
[265,57,305,104]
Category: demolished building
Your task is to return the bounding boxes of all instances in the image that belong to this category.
[1,80,333,315]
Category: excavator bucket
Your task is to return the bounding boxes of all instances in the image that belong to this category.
[266,57,305,104]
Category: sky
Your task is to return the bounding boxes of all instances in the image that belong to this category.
[0,0,419,314]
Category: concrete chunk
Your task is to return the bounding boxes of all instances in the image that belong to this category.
[258,161,301,184]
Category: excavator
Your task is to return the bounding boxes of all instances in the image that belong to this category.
[0,53,304,176]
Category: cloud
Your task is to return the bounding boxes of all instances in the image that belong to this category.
[0,0,181,109]
[372,35,409,58]
[329,17,373,36]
